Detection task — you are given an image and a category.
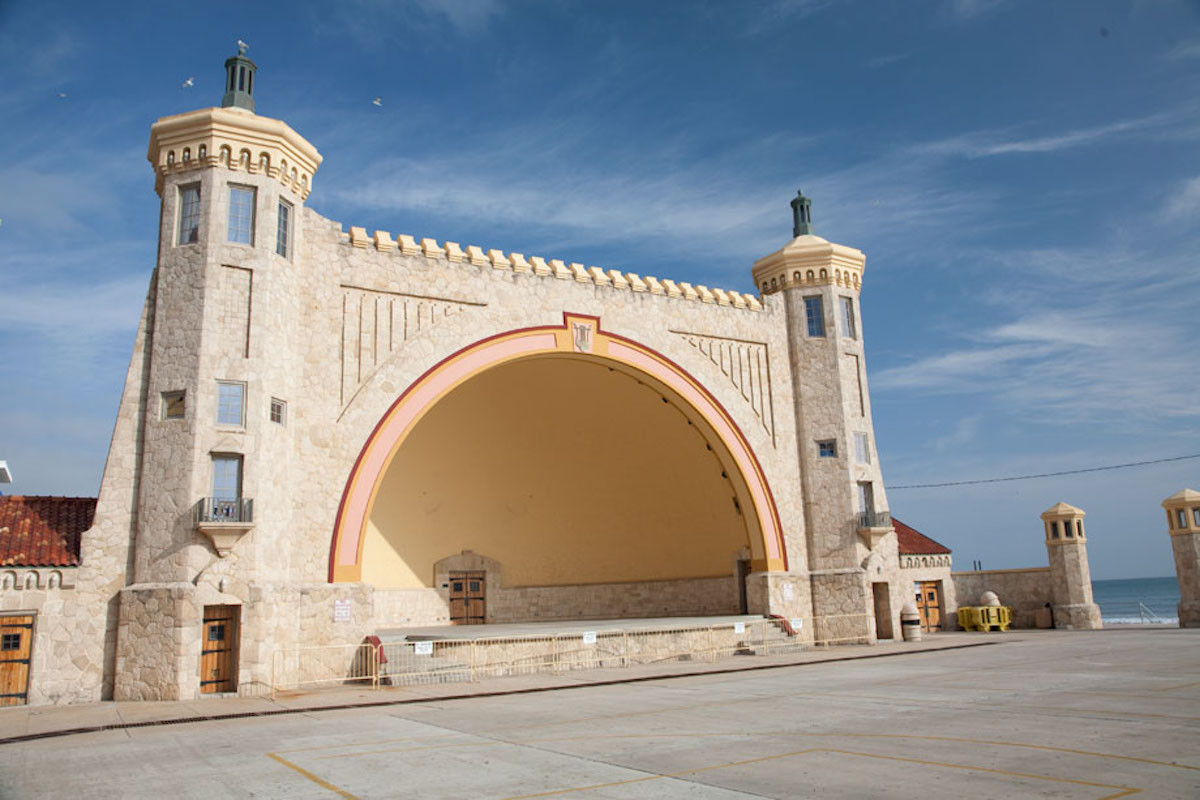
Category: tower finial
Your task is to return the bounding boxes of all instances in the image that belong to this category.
[221,44,257,113]
[790,190,813,237]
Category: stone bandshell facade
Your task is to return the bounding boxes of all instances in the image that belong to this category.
[20,87,909,705]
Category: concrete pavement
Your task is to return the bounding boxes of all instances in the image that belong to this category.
[0,629,1196,798]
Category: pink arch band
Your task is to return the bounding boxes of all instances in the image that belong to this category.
[329,317,786,581]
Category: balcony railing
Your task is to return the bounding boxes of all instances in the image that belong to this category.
[194,497,254,525]
[857,510,892,530]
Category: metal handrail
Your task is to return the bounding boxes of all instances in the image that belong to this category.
[268,614,875,695]
[1138,601,1167,624]
[194,497,254,524]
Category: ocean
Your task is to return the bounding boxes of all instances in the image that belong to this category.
[1092,576,1180,624]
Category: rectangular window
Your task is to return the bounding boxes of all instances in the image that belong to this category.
[211,454,243,500]
[1193,508,1200,526]
[854,432,870,463]
[270,397,286,425]
[216,381,245,427]
[857,481,874,514]
[227,186,255,244]
[178,184,201,245]
[162,390,186,420]
[276,200,292,258]
[839,296,857,339]
[804,296,825,337]
[1178,509,1187,529]
[817,440,837,458]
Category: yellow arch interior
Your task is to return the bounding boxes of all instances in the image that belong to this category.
[361,354,755,589]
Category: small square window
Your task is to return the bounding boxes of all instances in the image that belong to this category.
[270,397,286,425]
[817,440,837,458]
[227,185,256,245]
[804,296,825,338]
[1,633,20,651]
[854,432,870,464]
[208,624,226,642]
[162,390,186,420]
[216,381,245,427]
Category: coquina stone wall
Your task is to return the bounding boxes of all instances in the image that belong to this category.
[952,568,1053,629]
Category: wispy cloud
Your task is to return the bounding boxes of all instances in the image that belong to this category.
[912,109,1183,158]
[1162,174,1200,223]
[873,244,1200,424]
[865,52,910,70]
[1165,39,1200,61]
[313,0,506,46]
[944,0,1005,22]
[930,415,981,452]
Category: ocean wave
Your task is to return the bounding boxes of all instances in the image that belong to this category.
[1102,615,1178,625]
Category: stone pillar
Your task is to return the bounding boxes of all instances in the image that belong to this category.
[1041,502,1102,629]
[1162,489,1200,628]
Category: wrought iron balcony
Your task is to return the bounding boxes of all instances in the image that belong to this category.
[193,498,254,557]
[857,510,892,530]
[855,510,893,551]
[194,497,254,524]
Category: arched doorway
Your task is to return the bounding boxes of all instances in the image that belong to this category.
[329,315,785,620]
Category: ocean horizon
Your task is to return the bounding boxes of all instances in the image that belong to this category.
[1092,576,1180,624]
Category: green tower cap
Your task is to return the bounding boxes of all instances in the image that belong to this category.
[790,190,813,237]
[221,41,257,112]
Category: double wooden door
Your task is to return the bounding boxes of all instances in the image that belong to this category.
[201,605,240,693]
[915,581,942,632]
[0,616,33,706]
[449,571,486,625]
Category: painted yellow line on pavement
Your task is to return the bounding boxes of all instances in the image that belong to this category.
[267,752,359,799]
[502,746,1142,799]
[508,729,1198,772]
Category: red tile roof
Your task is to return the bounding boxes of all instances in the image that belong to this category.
[893,517,952,556]
[0,496,94,567]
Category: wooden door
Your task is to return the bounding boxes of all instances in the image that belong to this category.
[200,605,240,693]
[0,616,34,707]
[871,582,893,639]
[736,560,751,614]
[915,581,942,632]
[449,571,486,625]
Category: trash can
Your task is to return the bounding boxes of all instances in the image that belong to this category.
[900,603,922,642]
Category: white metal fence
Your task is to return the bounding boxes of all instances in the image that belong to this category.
[269,614,871,696]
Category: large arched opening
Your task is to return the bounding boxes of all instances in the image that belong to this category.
[330,316,785,622]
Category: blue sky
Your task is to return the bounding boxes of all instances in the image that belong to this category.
[1,0,1197,579]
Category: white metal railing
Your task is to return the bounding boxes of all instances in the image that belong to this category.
[269,614,873,696]
[1138,601,1168,624]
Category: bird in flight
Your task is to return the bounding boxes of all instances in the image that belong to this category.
[55,91,67,99]
[181,77,195,89]
[372,97,383,107]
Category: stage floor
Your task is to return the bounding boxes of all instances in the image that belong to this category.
[376,614,764,642]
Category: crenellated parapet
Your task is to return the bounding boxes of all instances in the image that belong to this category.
[751,234,864,296]
[343,225,764,311]
[147,106,322,199]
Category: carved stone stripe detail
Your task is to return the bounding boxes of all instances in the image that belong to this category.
[339,286,484,411]
[673,331,775,445]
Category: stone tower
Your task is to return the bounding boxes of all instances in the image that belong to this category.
[1161,489,1200,627]
[115,46,323,699]
[751,193,896,635]
[1040,502,1102,629]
